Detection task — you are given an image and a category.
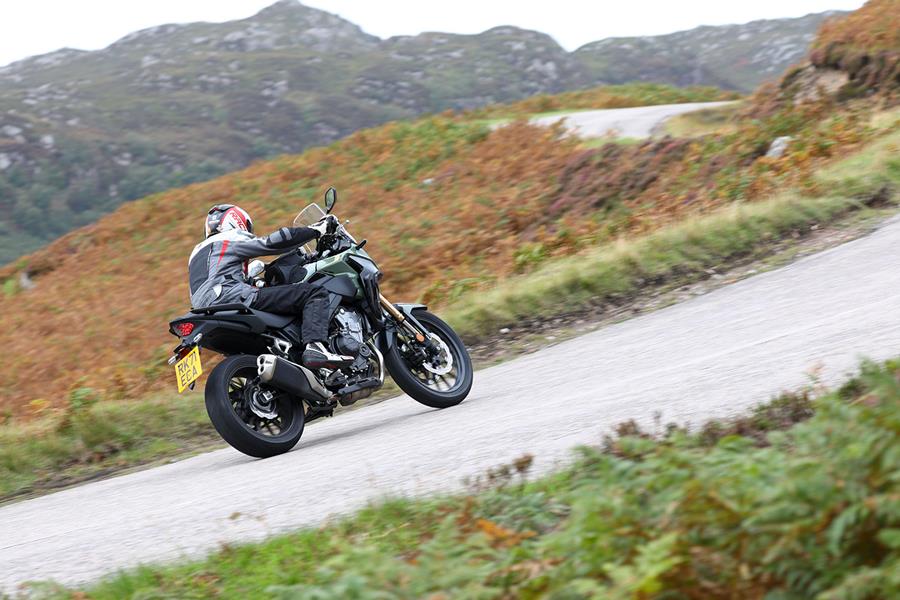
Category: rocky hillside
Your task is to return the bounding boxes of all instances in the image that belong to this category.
[747,0,899,116]
[574,11,845,91]
[0,0,842,263]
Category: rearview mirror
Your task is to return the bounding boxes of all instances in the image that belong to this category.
[324,187,337,213]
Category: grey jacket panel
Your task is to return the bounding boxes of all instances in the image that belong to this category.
[188,226,318,309]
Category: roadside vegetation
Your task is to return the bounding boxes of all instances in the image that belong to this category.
[0,1,897,499]
[811,0,899,97]
[661,102,741,137]
[466,82,739,120]
[445,123,900,336]
[32,356,899,599]
[0,390,214,500]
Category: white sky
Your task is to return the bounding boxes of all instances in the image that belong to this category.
[0,0,866,68]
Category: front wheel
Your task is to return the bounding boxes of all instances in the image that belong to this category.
[384,310,473,409]
[205,354,305,458]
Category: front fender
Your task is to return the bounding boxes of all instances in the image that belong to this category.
[396,302,427,322]
[377,303,427,352]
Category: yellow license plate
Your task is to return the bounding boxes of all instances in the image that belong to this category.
[174,346,203,393]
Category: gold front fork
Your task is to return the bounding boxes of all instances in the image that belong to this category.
[380,294,425,342]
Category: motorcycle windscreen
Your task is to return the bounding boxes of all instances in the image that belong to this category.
[293,203,326,255]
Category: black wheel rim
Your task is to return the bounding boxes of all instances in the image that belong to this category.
[401,323,466,394]
[227,367,296,438]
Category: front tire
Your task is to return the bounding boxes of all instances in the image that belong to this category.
[385,310,473,409]
[205,354,305,458]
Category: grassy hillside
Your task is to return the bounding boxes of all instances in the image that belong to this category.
[2,122,898,500]
[0,1,834,263]
[749,0,899,116]
[41,357,900,599]
[811,0,900,97]
[815,0,900,55]
[0,105,885,419]
[0,1,896,420]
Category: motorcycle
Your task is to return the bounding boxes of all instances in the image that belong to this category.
[167,188,473,458]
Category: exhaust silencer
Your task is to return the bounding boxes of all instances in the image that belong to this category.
[257,354,331,402]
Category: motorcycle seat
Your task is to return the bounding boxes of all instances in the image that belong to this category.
[190,303,251,314]
[253,310,296,329]
[191,304,295,329]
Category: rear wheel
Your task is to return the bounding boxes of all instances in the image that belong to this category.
[205,354,305,458]
[384,310,473,409]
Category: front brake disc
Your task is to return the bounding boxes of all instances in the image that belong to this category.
[421,334,453,376]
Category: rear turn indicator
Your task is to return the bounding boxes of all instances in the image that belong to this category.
[175,322,195,337]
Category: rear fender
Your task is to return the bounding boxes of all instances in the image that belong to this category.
[168,314,266,357]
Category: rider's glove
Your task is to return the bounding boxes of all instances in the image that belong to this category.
[307,218,330,238]
[308,215,338,238]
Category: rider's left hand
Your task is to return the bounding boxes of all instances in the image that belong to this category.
[307,218,331,238]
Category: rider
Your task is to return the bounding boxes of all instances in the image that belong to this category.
[189,204,351,369]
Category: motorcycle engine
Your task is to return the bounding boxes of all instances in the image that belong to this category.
[330,308,366,359]
[327,307,381,406]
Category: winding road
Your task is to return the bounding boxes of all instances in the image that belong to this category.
[4,113,900,593]
[528,101,736,138]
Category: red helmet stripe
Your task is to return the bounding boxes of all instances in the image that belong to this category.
[223,207,248,231]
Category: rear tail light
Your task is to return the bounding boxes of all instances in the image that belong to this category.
[175,322,195,337]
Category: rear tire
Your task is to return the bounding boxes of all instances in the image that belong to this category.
[205,354,305,458]
[385,310,473,409]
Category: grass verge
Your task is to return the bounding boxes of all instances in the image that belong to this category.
[445,127,900,338]
[446,193,872,337]
[0,390,216,501]
[35,358,900,599]
[0,377,401,503]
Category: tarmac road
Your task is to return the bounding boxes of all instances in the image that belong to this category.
[4,202,900,593]
[528,100,737,138]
